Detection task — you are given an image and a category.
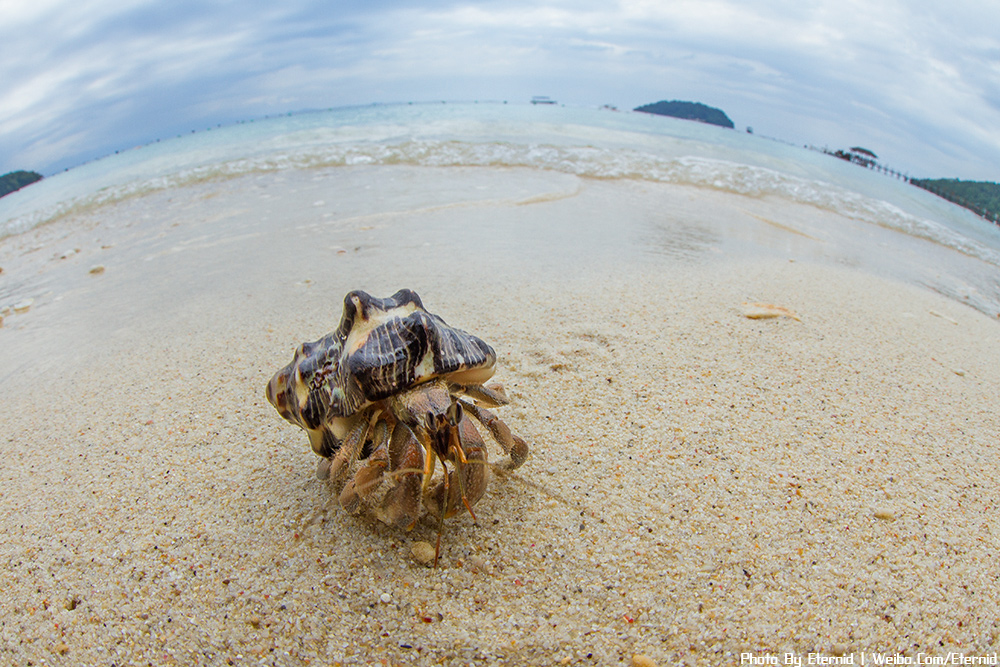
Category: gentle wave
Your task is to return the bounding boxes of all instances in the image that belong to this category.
[5,138,999,268]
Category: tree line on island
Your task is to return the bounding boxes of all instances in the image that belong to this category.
[823,148,1000,224]
[634,100,735,129]
[0,170,43,199]
[909,179,1000,224]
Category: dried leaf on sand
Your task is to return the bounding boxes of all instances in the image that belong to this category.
[741,302,801,321]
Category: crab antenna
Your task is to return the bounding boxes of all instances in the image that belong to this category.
[445,398,479,521]
[420,444,437,494]
[434,458,449,567]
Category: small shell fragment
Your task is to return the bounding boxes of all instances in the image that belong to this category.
[874,508,896,521]
[741,302,801,321]
[89,265,106,275]
[411,541,436,566]
[632,655,658,667]
[468,554,491,574]
[928,310,958,325]
[13,299,34,314]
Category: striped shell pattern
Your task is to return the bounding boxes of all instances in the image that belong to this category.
[267,289,497,435]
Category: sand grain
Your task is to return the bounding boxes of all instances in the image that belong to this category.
[2,167,999,665]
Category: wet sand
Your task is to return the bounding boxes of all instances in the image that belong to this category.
[2,166,999,665]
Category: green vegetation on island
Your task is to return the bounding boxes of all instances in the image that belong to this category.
[911,178,1000,224]
[634,100,735,129]
[0,170,43,199]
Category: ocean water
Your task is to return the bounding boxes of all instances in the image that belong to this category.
[2,102,1000,316]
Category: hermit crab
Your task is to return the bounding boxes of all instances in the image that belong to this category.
[266,289,529,559]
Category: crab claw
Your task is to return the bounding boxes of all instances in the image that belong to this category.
[339,452,388,513]
[376,422,426,530]
[424,418,489,520]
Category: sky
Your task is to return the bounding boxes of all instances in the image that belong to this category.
[2,0,999,181]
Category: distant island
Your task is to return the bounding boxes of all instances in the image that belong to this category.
[911,178,1000,225]
[634,100,735,129]
[0,170,43,199]
[822,147,1000,225]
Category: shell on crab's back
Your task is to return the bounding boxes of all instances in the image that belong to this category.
[265,289,498,456]
[345,307,497,409]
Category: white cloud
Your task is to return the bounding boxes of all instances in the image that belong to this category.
[0,0,998,179]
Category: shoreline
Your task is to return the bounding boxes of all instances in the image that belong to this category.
[2,167,999,664]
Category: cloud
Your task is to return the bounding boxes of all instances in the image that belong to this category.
[1,0,999,179]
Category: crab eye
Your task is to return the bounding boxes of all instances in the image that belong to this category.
[447,401,463,425]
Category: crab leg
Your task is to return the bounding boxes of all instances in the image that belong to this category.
[457,419,488,511]
[375,421,425,529]
[427,418,488,518]
[459,401,529,470]
[448,422,478,521]
[338,418,391,513]
[327,409,379,483]
[450,382,509,408]
[339,447,388,513]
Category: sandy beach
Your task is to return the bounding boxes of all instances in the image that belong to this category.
[2,166,999,665]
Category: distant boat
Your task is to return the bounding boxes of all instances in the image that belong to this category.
[531,96,557,105]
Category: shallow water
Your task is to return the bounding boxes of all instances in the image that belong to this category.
[0,162,995,385]
[2,102,999,319]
